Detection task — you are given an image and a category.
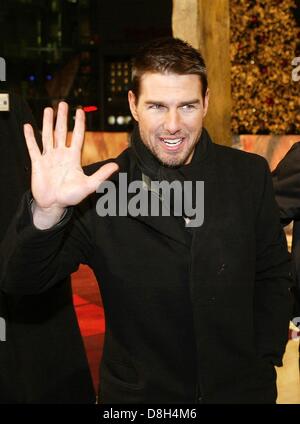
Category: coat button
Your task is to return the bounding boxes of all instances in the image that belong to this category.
[217,263,227,274]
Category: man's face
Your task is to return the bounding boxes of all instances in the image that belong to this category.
[128,72,209,167]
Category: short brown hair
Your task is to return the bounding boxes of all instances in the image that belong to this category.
[131,37,208,100]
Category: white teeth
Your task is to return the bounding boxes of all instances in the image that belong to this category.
[162,138,182,146]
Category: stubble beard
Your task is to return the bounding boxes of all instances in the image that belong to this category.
[140,132,195,168]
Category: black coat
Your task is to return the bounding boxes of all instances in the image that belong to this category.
[0,92,95,403]
[272,141,300,317]
[0,135,292,404]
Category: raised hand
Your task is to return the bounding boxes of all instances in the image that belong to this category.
[24,102,119,229]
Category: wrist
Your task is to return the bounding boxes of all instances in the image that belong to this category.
[31,201,66,230]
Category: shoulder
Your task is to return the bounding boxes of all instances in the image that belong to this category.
[274,141,300,177]
[284,141,300,155]
[213,143,269,176]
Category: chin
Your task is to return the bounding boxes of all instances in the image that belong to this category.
[157,154,187,168]
[150,144,190,167]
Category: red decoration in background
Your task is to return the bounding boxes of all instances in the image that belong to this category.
[83,106,98,113]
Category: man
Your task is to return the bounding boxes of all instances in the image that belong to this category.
[272,143,300,361]
[0,38,293,403]
[0,91,94,403]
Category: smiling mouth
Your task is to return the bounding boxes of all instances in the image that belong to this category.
[160,137,184,147]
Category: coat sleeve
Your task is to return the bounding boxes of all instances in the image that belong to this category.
[0,190,94,294]
[254,156,294,366]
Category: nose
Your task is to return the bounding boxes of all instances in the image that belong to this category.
[164,110,181,134]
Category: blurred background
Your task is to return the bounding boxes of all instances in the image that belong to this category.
[0,0,298,136]
[0,0,172,131]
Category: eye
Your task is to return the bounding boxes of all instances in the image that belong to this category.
[148,104,164,110]
[181,104,196,111]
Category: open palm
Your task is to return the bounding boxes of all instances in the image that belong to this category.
[24,102,119,211]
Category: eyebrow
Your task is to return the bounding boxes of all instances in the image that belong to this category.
[145,99,201,106]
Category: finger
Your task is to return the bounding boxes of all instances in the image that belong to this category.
[54,101,68,148]
[24,124,42,162]
[42,107,54,153]
[87,162,119,193]
[71,108,85,151]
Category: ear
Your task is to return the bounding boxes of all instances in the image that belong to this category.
[203,88,209,118]
[128,91,139,122]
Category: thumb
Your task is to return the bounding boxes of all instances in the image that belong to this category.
[87,162,119,193]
